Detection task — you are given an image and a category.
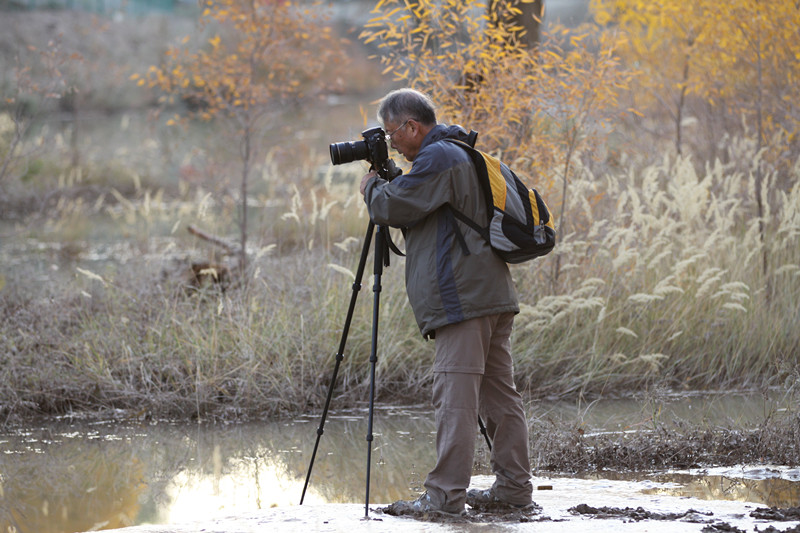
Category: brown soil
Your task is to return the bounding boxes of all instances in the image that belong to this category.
[529,414,800,473]
[377,502,800,531]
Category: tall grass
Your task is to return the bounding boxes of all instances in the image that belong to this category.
[0,161,428,420]
[512,148,800,396]
[1,133,799,420]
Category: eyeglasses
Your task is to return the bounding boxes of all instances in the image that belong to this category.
[385,119,411,142]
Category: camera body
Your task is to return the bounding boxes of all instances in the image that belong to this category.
[330,127,401,181]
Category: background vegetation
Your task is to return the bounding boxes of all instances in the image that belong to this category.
[1,0,799,422]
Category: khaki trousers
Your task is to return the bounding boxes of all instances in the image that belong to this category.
[423,312,533,512]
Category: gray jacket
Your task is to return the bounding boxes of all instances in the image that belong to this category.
[364,124,519,338]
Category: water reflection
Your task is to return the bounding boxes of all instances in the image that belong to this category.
[0,426,146,532]
[532,390,794,433]
[0,394,797,533]
[0,407,454,533]
[643,470,800,508]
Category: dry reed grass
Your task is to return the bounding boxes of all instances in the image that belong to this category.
[530,400,800,472]
[1,133,799,421]
[512,148,800,397]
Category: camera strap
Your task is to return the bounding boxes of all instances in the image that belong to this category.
[385,228,406,258]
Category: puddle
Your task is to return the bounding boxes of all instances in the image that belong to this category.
[1,396,799,532]
[640,467,800,507]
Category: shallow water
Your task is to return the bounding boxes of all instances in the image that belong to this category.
[1,392,798,533]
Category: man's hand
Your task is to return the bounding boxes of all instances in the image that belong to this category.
[360,170,378,196]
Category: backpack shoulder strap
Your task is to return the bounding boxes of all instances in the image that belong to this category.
[443,138,495,216]
[438,138,498,257]
[447,204,488,238]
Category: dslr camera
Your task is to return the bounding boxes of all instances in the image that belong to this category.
[330,127,402,181]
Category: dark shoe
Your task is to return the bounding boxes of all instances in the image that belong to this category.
[384,491,465,517]
[466,488,537,511]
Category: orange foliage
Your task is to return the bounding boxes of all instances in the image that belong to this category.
[592,0,800,157]
[133,0,345,126]
[132,0,349,271]
[361,0,633,233]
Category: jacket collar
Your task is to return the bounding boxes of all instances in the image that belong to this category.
[420,123,474,151]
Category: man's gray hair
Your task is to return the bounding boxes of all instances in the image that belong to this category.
[377,88,437,127]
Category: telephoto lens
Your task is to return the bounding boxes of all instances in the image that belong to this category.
[330,140,369,165]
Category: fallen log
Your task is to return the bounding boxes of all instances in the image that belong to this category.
[187,224,239,254]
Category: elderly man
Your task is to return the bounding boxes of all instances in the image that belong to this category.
[360,88,534,515]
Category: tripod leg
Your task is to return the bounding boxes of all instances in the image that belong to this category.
[364,225,387,518]
[478,415,493,451]
[300,222,375,505]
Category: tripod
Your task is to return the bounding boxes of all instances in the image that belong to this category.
[299,220,495,518]
[299,219,389,518]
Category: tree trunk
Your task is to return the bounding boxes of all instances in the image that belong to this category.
[240,122,251,276]
[753,3,770,300]
[488,0,544,50]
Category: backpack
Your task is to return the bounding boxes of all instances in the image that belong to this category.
[444,138,556,264]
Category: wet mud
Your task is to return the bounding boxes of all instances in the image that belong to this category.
[379,498,544,524]
[750,508,800,521]
[568,503,714,521]
[375,501,800,531]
